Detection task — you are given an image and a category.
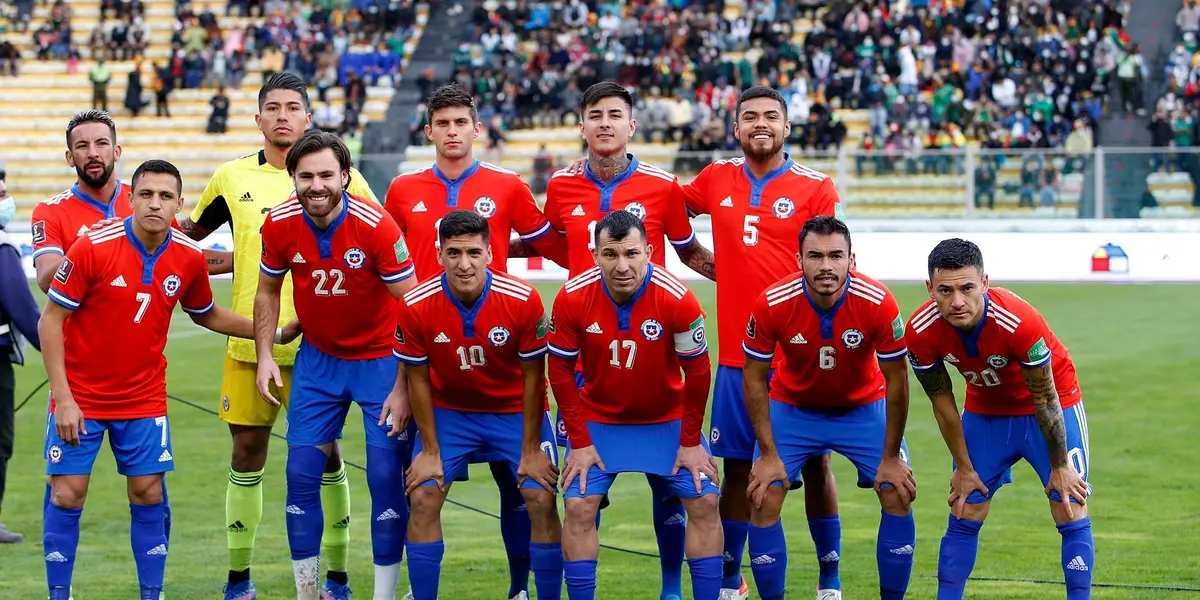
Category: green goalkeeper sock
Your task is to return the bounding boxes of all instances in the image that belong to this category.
[226,469,264,572]
[321,464,351,575]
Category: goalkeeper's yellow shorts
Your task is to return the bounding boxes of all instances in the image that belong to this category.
[218,355,293,427]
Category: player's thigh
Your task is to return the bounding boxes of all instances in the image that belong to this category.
[45,415,106,476]
[825,399,911,489]
[351,353,405,449]
[288,344,354,447]
[501,412,560,493]
[1025,402,1092,502]
[219,354,284,427]
[563,467,617,500]
[755,400,831,488]
[960,410,1023,504]
[413,408,483,486]
[709,365,759,460]
[107,416,175,477]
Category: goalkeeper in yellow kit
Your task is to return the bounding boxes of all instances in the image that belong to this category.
[178,73,380,600]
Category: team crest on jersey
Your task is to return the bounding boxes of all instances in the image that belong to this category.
[841,328,864,348]
[640,319,663,341]
[772,197,796,218]
[49,445,62,463]
[625,202,647,221]
[162,274,182,297]
[223,395,230,412]
[557,418,568,437]
[488,326,511,347]
[710,427,721,443]
[987,354,1010,369]
[343,247,366,269]
[32,221,46,244]
[474,197,497,218]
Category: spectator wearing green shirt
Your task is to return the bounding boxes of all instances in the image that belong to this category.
[88,58,110,111]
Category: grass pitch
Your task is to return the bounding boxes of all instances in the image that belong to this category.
[2,281,1198,599]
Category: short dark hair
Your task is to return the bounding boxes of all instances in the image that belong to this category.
[438,209,490,244]
[66,109,117,146]
[285,130,352,176]
[581,81,633,116]
[927,238,985,278]
[131,159,182,194]
[736,85,788,120]
[426,84,478,122]
[798,216,851,251]
[259,71,310,109]
[594,209,646,247]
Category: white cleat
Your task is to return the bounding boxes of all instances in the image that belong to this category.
[401,590,414,600]
[817,589,843,600]
[510,593,529,600]
[718,576,750,600]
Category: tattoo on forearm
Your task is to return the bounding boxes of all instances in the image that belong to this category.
[179,218,208,241]
[1025,364,1068,468]
[207,258,223,266]
[914,365,954,399]
[508,240,536,258]
[682,242,716,281]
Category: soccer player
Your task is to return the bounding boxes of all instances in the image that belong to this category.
[395,210,563,600]
[255,131,417,600]
[384,84,568,600]
[906,239,1093,600]
[39,160,295,600]
[548,210,724,600]
[180,73,379,600]
[741,216,916,600]
[537,81,717,600]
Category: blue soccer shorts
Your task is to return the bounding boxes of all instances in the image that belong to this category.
[562,420,720,500]
[288,340,401,449]
[960,401,1091,504]
[413,408,559,492]
[710,365,771,460]
[754,398,910,489]
[45,414,174,477]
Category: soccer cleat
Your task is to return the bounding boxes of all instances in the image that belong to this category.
[510,593,529,600]
[816,588,842,600]
[321,580,353,600]
[222,580,257,600]
[0,523,23,543]
[717,576,749,600]
[401,589,414,600]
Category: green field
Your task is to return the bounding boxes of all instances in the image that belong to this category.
[3,280,1199,599]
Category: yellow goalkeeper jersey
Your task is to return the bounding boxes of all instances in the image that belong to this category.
[190,149,379,366]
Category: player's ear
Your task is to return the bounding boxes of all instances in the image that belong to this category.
[628,117,637,137]
[849,252,856,272]
[113,144,122,162]
[645,242,653,258]
[64,149,75,167]
[472,119,482,138]
[795,251,803,271]
[981,272,989,291]
[925,280,934,298]
[424,123,433,141]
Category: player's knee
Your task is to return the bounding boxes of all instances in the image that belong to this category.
[1049,500,1088,525]
[408,486,445,520]
[127,475,164,505]
[323,443,344,471]
[564,498,599,531]
[878,486,911,515]
[749,487,786,527]
[230,428,271,471]
[960,500,991,522]
[521,489,560,524]
[49,479,88,509]
[684,493,720,522]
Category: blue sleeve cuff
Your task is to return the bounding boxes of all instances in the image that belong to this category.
[742,342,773,362]
[393,349,429,365]
[47,288,80,310]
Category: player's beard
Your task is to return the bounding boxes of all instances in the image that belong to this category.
[741,134,785,163]
[75,161,114,189]
[299,185,343,219]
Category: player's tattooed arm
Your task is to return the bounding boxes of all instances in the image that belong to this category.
[914,364,974,469]
[1024,362,1069,468]
[508,239,541,258]
[204,249,234,275]
[675,239,716,282]
[177,215,215,242]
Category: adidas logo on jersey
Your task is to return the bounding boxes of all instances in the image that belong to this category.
[789,333,807,344]
[586,322,603,334]
[157,449,172,463]
[944,354,959,363]
[77,225,89,237]
[434,332,451,343]
[239,192,253,203]
[819,551,840,563]
[292,252,306,264]
[571,205,586,217]
[889,545,915,555]
[412,200,427,212]
[146,544,168,556]
[1067,556,1089,571]
[719,196,734,208]
[751,555,776,565]
[110,275,127,287]
[285,505,305,515]
[376,509,402,521]
[45,552,68,562]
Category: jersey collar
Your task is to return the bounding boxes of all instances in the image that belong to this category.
[441,269,492,338]
[301,193,350,260]
[954,294,991,358]
[803,271,850,340]
[72,181,123,218]
[602,263,653,332]
[584,154,639,213]
[432,160,481,208]
[742,153,794,208]
[123,216,172,284]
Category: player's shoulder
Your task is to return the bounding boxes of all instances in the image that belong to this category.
[632,159,677,185]
[706,156,744,174]
[648,264,689,300]
[169,229,204,255]
[786,160,832,183]
[986,287,1041,332]
[214,151,264,178]
[265,198,304,224]
[403,274,445,307]
[563,266,602,295]
[490,270,536,302]
[906,298,942,336]
[34,188,75,214]
[846,271,894,306]
[478,161,522,180]
[548,166,585,186]
[761,271,807,307]
[346,194,386,227]
[388,165,435,194]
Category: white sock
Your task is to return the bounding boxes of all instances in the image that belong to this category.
[373,561,402,600]
[292,556,321,600]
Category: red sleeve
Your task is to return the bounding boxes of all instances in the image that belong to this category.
[665,180,697,250]
[46,236,96,311]
[1004,298,1053,368]
[258,218,290,278]
[871,287,908,363]
[542,179,566,234]
[514,179,570,266]
[904,306,942,372]
[179,251,216,316]
[371,210,417,284]
[680,163,713,217]
[516,288,550,361]
[31,203,65,260]
[672,289,710,446]
[741,291,779,363]
[384,177,408,233]
[392,300,428,365]
[547,287,589,446]
[811,177,843,220]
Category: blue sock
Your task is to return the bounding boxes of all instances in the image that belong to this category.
[530,542,563,600]
[877,511,916,599]
[365,444,408,565]
[494,464,531,598]
[563,559,597,600]
[160,478,171,548]
[285,445,327,561]
[688,555,723,600]
[407,540,444,600]
[809,515,842,590]
[1058,517,1094,600]
[937,515,983,600]
[44,503,82,600]
[747,520,788,600]
[720,519,748,589]
[647,476,685,599]
[130,502,167,600]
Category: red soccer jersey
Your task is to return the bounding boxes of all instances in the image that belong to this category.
[46,220,215,420]
[543,157,695,277]
[743,272,907,408]
[548,265,708,424]
[31,182,133,261]
[681,156,842,368]
[906,287,1083,416]
[385,161,556,278]
[393,271,550,413]
[260,194,416,360]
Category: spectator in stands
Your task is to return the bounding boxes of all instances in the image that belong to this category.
[89,58,111,111]
[207,86,230,133]
[314,100,344,134]
[0,40,19,77]
[1180,0,1200,36]
[153,61,172,117]
[1116,44,1146,115]
[124,59,148,117]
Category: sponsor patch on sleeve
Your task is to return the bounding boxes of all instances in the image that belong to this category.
[536,313,550,339]
[675,315,707,355]
[394,237,410,263]
[54,258,74,285]
[891,314,905,341]
[1027,337,1050,364]
[32,221,46,244]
